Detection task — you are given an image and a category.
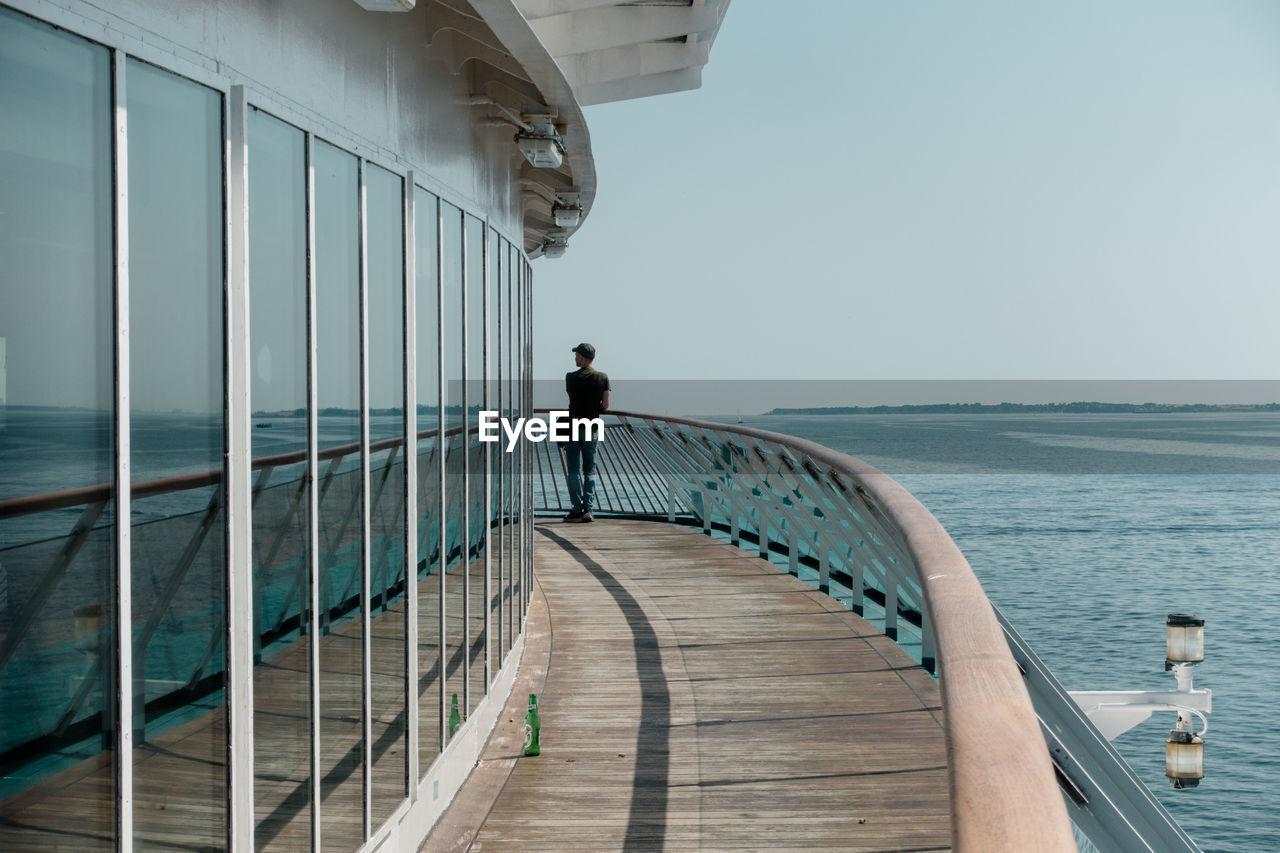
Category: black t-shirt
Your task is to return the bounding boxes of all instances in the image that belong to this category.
[565,367,610,419]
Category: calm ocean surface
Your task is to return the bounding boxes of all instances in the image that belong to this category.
[731,412,1280,853]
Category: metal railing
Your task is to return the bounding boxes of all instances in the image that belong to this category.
[531,410,1201,853]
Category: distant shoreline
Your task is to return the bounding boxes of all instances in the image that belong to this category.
[766,402,1280,415]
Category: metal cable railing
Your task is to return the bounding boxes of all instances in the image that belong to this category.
[531,410,1201,853]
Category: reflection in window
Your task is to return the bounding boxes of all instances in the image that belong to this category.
[248,107,311,852]
[524,262,532,621]
[0,10,115,849]
[513,259,524,636]
[314,138,364,849]
[126,57,227,851]
[365,163,407,827]
[505,242,517,659]
[489,232,504,667]
[440,202,466,741]
[464,214,486,714]
[414,187,442,770]
[0,7,533,838]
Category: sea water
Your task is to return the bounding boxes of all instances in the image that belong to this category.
[737,412,1280,853]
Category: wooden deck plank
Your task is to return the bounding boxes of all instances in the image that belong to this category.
[429,519,949,852]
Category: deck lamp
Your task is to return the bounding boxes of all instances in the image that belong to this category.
[542,236,569,258]
[1164,614,1207,788]
[552,198,582,228]
[1070,614,1212,790]
[1166,713,1204,789]
[1166,613,1204,664]
[516,114,564,169]
[552,191,582,227]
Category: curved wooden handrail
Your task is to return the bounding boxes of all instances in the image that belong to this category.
[587,409,1077,853]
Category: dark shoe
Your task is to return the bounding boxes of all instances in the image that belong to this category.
[578,511,594,523]
[564,509,585,522]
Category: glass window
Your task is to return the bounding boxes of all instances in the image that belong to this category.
[414,187,441,772]
[365,163,406,827]
[247,107,311,852]
[513,260,524,635]
[526,262,533,610]
[488,232,504,668]
[464,214,485,714]
[524,261,533,616]
[441,202,464,742]
[126,57,226,851]
[504,242,516,658]
[313,138,363,850]
[0,10,115,848]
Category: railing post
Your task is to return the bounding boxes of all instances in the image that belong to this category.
[818,534,829,594]
[884,577,899,641]
[849,557,864,616]
[921,615,936,675]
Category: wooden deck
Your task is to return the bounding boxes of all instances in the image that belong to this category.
[429,519,950,852]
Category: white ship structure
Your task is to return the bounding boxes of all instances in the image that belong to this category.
[0,1,1208,850]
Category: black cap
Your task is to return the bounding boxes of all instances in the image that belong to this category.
[571,342,596,360]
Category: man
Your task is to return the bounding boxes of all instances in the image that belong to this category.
[564,342,610,522]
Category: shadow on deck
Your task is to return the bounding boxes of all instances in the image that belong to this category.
[428,519,950,852]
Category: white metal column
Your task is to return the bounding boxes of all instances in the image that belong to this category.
[459,210,470,715]
[224,84,255,853]
[435,197,447,752]
[481,225,492,690]
[111,47,134,853]
[357,159,373,843]
[304,131,323,853]
[403,175,419,792]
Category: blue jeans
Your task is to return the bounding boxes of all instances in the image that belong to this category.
[565,436,599,513]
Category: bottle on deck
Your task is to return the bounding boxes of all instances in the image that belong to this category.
[449,693,461,738]
[523,694,541,756]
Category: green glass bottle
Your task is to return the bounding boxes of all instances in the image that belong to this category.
[523,693,541,756]
[448,693,461,738]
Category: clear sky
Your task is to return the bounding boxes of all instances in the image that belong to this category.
[533,1,1280,389]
